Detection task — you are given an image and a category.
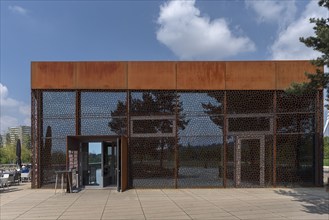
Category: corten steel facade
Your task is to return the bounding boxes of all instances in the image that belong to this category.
[31,61,324,190]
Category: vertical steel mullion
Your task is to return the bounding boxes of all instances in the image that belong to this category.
[38,91,43,188]
[315,90,323,186]
[223,91,227,188]
[76,91,81,136]
[76,91,81,174]
[319,90,324,186]
[273,90,277,187]
[174,91,179,189]
[126,90,131,188]
[31,91,36,188]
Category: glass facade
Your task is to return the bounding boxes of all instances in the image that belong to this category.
[32,90,320,188]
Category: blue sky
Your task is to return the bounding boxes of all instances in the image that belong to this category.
[0,0,328,134]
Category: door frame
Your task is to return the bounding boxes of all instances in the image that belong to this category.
[67,135,128,192]
[235,135,265,187]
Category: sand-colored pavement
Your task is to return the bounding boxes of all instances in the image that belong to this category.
[1,183,328,220]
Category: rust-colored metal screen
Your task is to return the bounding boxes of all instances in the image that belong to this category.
[80,91,127,136]
[31,90,320,188]
[177,91,224,188]
[40,91,76,187]
[129,91,177,188]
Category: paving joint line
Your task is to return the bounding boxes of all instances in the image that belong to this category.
[135,189,147,220]
[100,188,112,219]
[1,187,36,205]
[231,188,289,219]
[183,189,241,220]
[56,189,86,220]
[161,189,193,220]
[12,189,60,220]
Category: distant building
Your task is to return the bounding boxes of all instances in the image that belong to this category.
[5,126,31,146]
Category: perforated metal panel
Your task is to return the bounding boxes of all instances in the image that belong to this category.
[177,91,224,188]
[129,91,178,188]
[276,134,315,186]
[81,91,127,135]
[31,89,320,188]
[41,91,76,187]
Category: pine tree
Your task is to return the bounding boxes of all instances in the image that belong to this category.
[287,0,329,109]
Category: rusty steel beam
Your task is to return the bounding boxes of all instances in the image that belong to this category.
[31,61,318,91]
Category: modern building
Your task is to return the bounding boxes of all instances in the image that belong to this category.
[31,61,324,190]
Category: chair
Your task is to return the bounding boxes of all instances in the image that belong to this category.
[0,174,9,190]
[21,171,31,182]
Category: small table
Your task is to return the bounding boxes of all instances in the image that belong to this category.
[54,171,72,194]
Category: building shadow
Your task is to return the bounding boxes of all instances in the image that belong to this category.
[274,188,329,215]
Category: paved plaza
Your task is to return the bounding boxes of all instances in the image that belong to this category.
[1,183,328,220]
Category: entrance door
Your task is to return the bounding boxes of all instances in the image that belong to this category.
[80,142,102,187]
[68,135,128,191]
[235,136,265,187]
[102,142,117,188]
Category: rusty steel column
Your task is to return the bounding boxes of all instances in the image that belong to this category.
[31,90,37,188]
[37,91,43,188]
[273,91,277,187]
[126,90,131,188]
[174,92,179,189]
[315,90,324,186]
[76,91,81,136]
[223,91,227,188]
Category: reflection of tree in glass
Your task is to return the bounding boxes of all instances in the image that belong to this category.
[43,126,52,170]
[277,91,316,134]
[109,91,189,170]
[277,91,316,113]
[108,101,127,135]
[202,91,224,129]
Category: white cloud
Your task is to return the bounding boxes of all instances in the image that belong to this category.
[271,1,328,60]
[156,0,255,60]
[8,5,28,15]
[19,105,31,116]
[246,0,297,28]
[0,83,19,107]
[0,116,19,134]
[0,83,30,134]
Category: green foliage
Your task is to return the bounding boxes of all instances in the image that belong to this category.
[22,134,31,150]
[0,141,31,164]
[0,143,16,164]
[324,137,329,166]
[288,0,329,109]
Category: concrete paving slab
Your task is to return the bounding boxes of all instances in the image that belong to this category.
[1,183,328,220]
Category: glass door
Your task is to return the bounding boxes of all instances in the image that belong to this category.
[79,142,103,187]
[235,136,265,187]
[87,142,102,186]
[102,142,117,187]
